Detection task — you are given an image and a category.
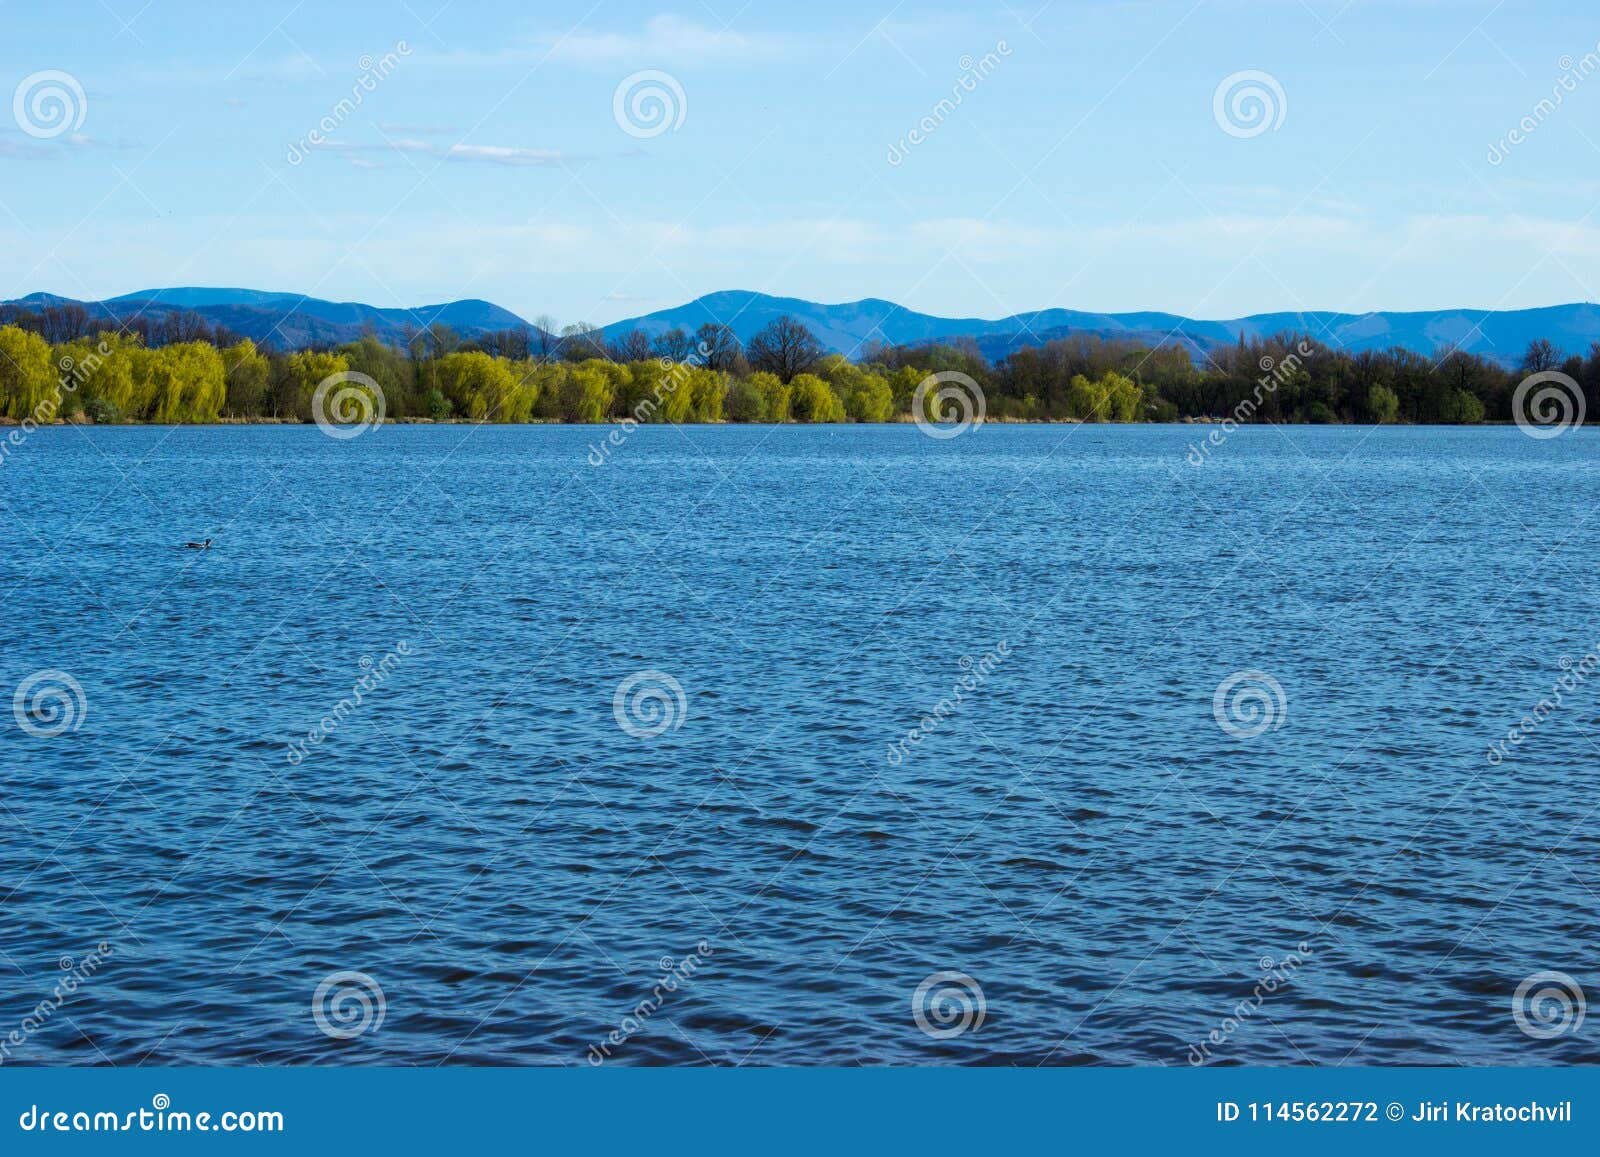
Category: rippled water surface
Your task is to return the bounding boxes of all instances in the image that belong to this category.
[3,423,1598,1066]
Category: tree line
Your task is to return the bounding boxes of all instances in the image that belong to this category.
[0,302,1591,427]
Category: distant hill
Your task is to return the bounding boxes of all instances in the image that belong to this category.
[7,287,1600,367]
[602,290,1600,368]
[5,288,532,350]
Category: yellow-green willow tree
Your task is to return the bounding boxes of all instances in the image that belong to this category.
[131,343,227,423]
[0,325,55,421]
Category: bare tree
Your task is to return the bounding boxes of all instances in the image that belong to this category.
[745,315,822,381]
[531,315,561,362]
[560,322,607,362]
[693,322,743,371]
[1521,338,1563,374]
[610,329,654,362]
[651,327,692,362]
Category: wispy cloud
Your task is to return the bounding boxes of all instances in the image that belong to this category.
[310,138,565,166]
[377,122,457,134]
[0,132,140,159]
[551,15,788,64]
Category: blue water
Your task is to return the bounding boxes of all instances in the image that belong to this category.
[2,423,1597,1066]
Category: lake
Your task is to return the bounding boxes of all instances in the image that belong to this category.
[2,422,1596,1065]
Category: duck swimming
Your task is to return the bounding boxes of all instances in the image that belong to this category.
[184,538,212,550]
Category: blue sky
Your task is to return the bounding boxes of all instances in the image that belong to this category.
[1,0,1597,326]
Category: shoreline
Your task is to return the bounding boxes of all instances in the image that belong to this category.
[0,419,1547,431]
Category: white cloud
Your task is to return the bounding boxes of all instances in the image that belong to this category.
[309,138,566,166]
[551,15,786,64]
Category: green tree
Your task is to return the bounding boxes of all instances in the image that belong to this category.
[342,334,415,417]
[788,373,845,422]
[687,368,726,422]
[221,339,270,417]
[0,325,55,421]
[559,362,615,422]
[132,343,226,423]
[1367,384,1399,424]
[1064,374,1108,421]
[283,350,348,421]
[750,372,790,422]
[843,372,894,422]
[1101,371,1142,422]
[1441,388,1485,424]
[724,377,766,422]
[437,351,520,420]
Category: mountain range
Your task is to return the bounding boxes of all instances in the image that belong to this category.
[8,287,1600,368]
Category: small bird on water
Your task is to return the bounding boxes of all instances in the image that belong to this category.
[184,538,213,550]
